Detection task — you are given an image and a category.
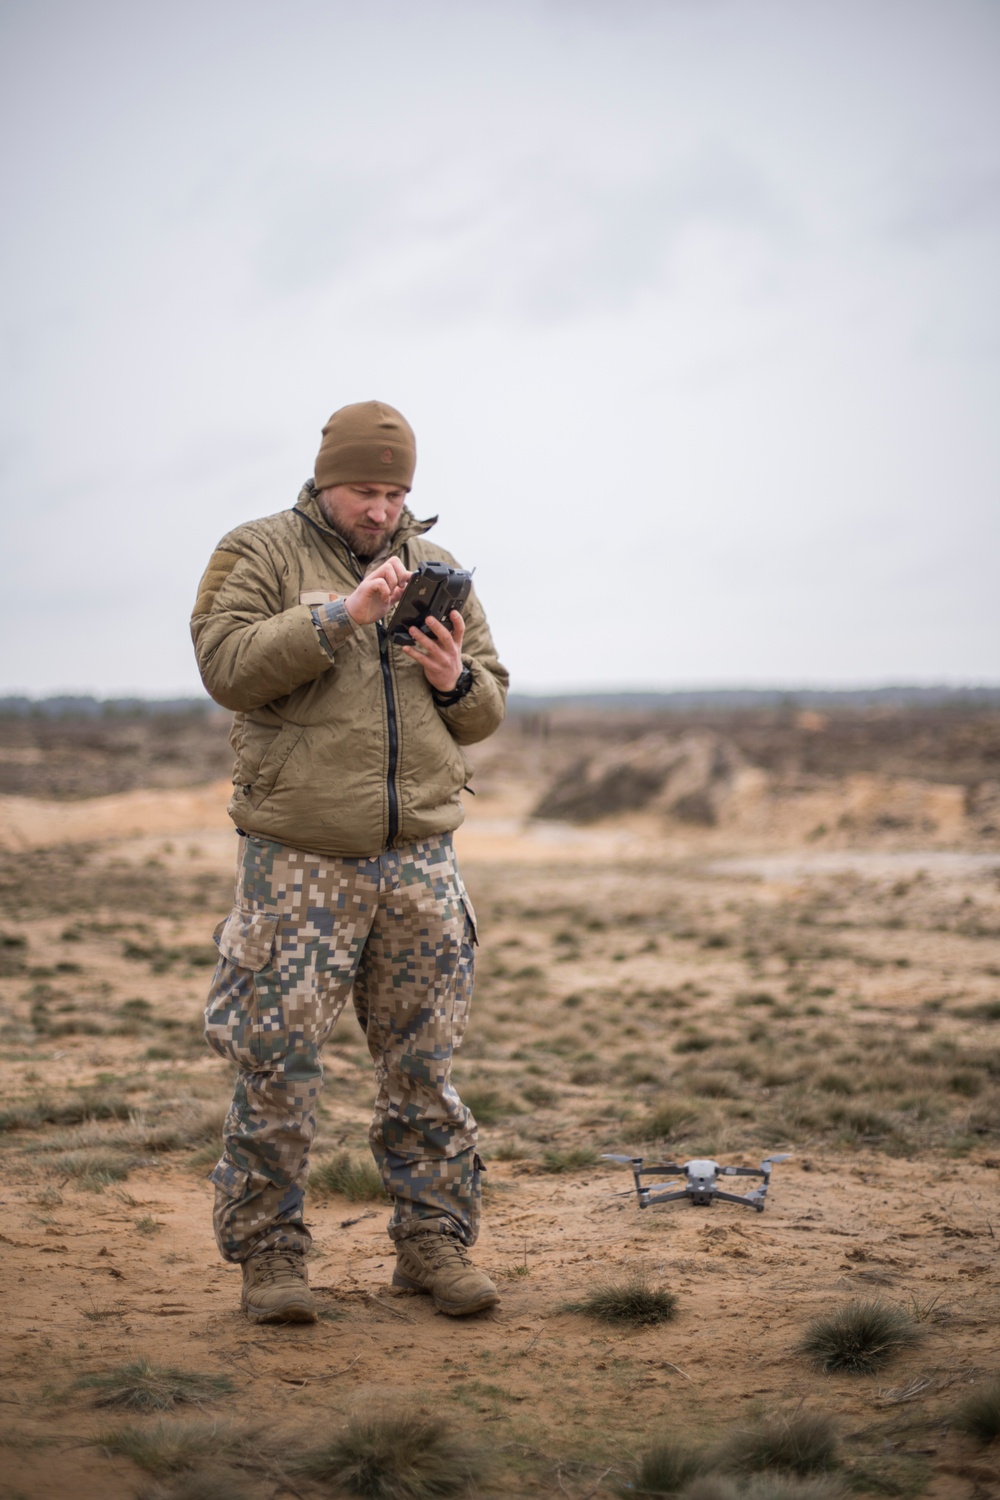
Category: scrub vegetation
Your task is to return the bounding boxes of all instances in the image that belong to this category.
[566,1270,679,1327]
[1,700,998,1497]
[799,1300,923,1375]
[76,1358,234,1411]
[293,1411,487,1498]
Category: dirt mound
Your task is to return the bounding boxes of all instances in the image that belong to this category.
[531,731,745,826]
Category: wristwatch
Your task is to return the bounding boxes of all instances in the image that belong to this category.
[431,667,474,707]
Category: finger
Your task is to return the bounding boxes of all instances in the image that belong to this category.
[423,614,454,642]
[409,627,452,662]
[450,610,466,646]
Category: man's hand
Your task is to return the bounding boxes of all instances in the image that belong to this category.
[344,559,411,625]
[401,611,466,692]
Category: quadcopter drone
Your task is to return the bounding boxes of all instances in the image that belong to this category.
[602,1153,791,1213]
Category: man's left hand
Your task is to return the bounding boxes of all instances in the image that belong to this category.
[401,611,466,692]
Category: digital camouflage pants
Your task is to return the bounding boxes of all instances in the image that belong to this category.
[204,832,479,1262]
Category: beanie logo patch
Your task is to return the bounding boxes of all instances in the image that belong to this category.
[380,447,394,463]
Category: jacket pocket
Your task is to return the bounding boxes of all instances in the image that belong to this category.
[214,907,279,971]
[245,723,306,808]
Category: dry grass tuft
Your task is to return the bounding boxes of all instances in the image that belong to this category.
[615,1438,705,1496]
[311,1150,386,1202]
[714,1411,838,1477]
[0,1093,131,1132]
[736,1478,847,1499]
[566,1269,678,1327]
[799,1299,922,1375]
[634,1099,701,1142]
[96,1420,229,1474]
[78,1359,233,1411]
[540,1144,599,1173]
[953,1376,1000,1443]
[294,1410,485,1498]
[674,1479,740,1500]
[138,1466,253,1500]
[459,1085,522,1124]
[51,1149,131,1188]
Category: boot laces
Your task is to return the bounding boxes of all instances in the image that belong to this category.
[250,1251,304,1285]
[416,1233,469,1270]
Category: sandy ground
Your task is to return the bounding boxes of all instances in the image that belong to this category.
[1,779,999,1498]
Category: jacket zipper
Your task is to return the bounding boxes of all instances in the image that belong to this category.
[294,502,403,847]
[377,623,400,846]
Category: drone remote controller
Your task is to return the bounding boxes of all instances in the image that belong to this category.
[388,560,473,646]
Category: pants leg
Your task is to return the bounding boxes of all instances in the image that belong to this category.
[354,835,481,1247]
[205,836,379,1262]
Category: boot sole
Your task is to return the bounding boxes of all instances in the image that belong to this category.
[392,1267,500,1316]
[241,1298,318,1325]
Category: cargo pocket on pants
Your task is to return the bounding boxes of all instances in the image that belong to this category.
[204,907,280,1067]
[215,906,279,970]
[452,897,477,1052]
[209,1157,251,1200]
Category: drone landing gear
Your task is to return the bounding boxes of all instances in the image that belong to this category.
[602,1154,791,1213]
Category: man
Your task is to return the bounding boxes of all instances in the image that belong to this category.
[191,400,508,1325]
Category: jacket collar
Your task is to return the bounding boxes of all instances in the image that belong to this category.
[292,481,437,567]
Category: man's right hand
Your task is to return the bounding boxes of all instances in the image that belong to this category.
[344,559,412,625]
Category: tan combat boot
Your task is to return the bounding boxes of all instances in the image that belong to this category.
[241,1250,317,1324]
[393,1231,500,1316]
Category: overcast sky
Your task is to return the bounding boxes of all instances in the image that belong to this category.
[1,0,998,697]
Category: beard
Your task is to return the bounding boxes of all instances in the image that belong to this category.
[315,492,398,561]
[333,518,395,561]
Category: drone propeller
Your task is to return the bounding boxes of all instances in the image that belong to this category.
[762,1154,792,1164]
[600,1153,642,1165]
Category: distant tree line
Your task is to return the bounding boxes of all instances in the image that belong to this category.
[2,685,999,719]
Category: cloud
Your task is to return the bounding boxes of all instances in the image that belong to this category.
[885,159,1000,245]
[253,141,791,324]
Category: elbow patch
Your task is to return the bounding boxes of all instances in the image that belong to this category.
[193,550,242,616]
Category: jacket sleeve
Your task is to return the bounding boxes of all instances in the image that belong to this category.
[433,584,509,745]
[190,529,357,712]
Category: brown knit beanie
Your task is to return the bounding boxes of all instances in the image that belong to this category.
[313,400,416,491]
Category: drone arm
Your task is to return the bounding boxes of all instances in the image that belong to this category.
[641,1187,690,1207]
[714,1189,767,1213]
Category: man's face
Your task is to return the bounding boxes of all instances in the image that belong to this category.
[316,483,407,560]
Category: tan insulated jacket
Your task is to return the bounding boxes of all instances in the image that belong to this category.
[191,484,508,857]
